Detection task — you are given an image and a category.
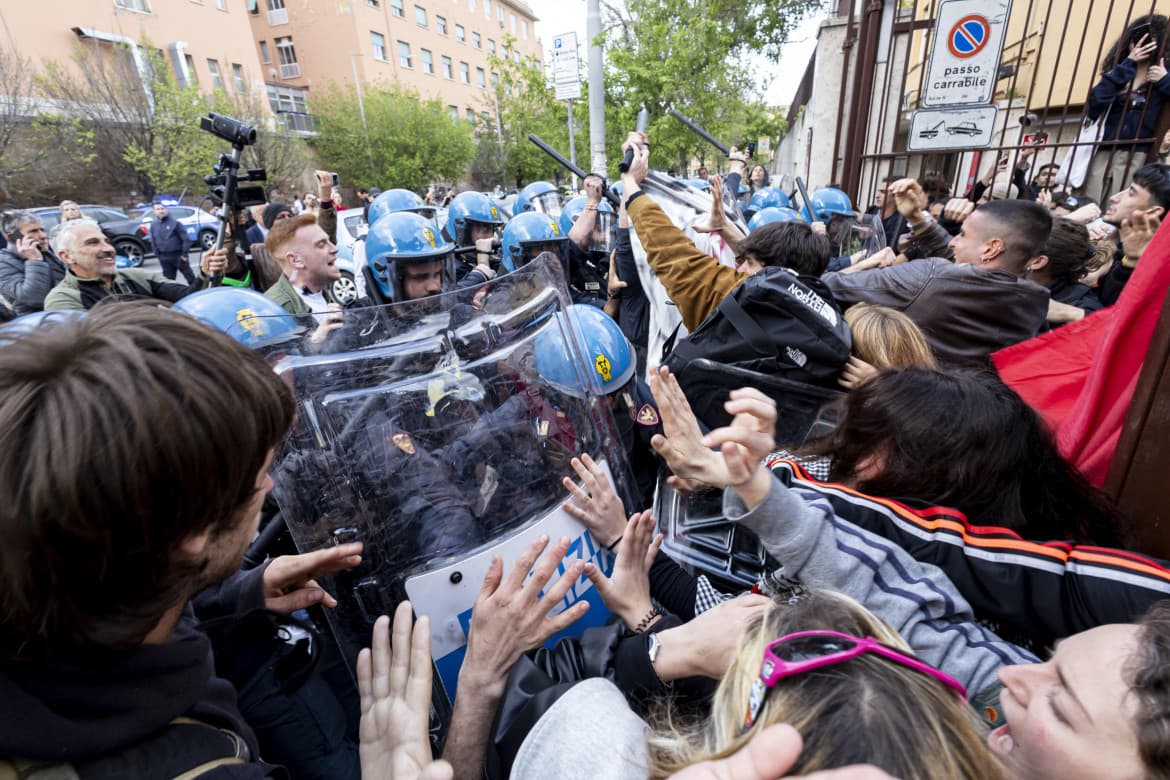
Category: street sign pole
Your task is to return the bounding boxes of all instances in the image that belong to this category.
[553,32,584,188]
[567,99,578,191]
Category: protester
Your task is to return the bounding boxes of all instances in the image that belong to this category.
[1030,217,1105,327]
[0,302,363,775]
[1096,163,1170,304]
[823,179,1052,367]
[837,303,936,389]
[1087,16,1170,196]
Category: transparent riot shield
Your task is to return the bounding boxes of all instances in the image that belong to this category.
[231,255,637,714]
[830,212,887,259]
[656,359,843,592]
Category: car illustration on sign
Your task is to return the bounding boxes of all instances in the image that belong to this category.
[946,122,983,136]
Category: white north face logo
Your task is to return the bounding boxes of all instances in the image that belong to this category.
[785,346,808,367]
[787,283,838,327]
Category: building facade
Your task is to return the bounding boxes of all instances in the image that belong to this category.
[248,0,542,132]
[0,0,267,106]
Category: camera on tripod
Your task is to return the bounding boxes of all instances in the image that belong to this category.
[201,112,268,211]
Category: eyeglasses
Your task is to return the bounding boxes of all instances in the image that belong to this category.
[742,630,967,732]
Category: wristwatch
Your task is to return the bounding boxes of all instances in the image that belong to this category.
[647,633,662,665]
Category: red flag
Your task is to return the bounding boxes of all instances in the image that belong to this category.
[993,222,1170,485]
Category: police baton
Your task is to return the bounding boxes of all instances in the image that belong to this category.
[795,176,813,220]
[526,134,621,208]
[619,107,650,174]
[668,109,730,156]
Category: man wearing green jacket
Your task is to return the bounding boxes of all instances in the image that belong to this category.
[44,219,225,311]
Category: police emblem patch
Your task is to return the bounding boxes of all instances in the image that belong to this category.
[422,226,436,247]
[594,354,612,382]
[391,432,416,455]
[490,206,499,219]
[236,307,265,338]
[636,403,660,426]
[550,221,561,236]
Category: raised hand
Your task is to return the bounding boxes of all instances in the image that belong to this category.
[648,366,727,488]
[262,541,363,612]
[562,453,628,547]
[583,510,663,628]
[358,603,454,780]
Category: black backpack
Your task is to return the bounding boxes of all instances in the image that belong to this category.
[663,267,851,430]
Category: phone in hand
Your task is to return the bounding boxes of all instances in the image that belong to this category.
[331,172,340,188]
[745,141,757,158]
[1022,131,1049,146]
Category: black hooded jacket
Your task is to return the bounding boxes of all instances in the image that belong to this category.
[0,567,281,777]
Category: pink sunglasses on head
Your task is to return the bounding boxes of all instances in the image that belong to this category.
[742,630,968,731]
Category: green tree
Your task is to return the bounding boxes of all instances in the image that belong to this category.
[485,37,588,188]
[600,0,816,173]
[469,135,508,190]
[309,83,475,193]
[37,38,219,198]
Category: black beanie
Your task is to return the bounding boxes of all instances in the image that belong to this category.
[262,202,294,229]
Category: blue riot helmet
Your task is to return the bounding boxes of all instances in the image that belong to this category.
[559,196,617,256]
[748,206,806,231]
[499,212,569,273]
[534,305,635,398]
[800,187,855,222]
[446,191,506,248]
[515,181,563,217]
[367,188,436,227]
[747,187,791,215]
[2,308,83,336]
[172,287,302,348]
[365,211,455,302]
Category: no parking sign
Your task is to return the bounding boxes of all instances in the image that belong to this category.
[922,0,1011,107]
[948,15,990,58]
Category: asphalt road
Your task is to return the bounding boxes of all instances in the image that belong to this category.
[138,248,203,278]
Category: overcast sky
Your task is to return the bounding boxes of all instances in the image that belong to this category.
[525,0,829,107]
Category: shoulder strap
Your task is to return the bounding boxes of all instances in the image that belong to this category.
[0,717,250,780]
[715,289,779,359]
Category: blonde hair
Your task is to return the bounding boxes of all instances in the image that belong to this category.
[845,304,937,370]
[647,591,1002,780]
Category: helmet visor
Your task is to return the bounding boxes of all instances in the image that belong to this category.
[531,191,563,218]
[521,238,569,268]
[588,212,617,256]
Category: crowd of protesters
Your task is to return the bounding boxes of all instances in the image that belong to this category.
[4,24,1170,777]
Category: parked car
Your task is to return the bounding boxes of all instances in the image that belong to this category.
[328,211,369,307]
[138,205,220,251]
[30,205,151,266]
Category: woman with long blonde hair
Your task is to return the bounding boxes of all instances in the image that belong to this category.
[647,590,1003,780]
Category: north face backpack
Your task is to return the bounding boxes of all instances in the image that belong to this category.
[663,266,851,431]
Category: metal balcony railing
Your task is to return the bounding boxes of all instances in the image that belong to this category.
[279,62,301,78]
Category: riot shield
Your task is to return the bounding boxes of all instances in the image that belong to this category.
[656,359,842,592]
[233,255,637,716]
[830,212,887,259]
